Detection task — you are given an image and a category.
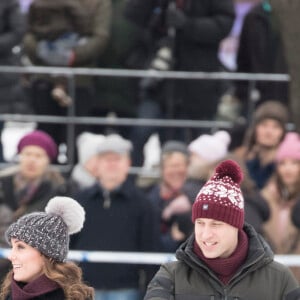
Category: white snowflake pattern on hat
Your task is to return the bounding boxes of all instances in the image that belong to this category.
[198,181,244,209]
[192,160,245,228]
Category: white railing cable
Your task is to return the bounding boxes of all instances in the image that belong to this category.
[0,248,299,266]
[0,114,233,129]
[0,65,290,81]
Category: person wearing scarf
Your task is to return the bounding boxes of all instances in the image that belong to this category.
[144,159,298,300]
[0,196,94,300]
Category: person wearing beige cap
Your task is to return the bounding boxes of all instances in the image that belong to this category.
[144,160,298,300]
[239,100,290,189]
[70,133,161,300]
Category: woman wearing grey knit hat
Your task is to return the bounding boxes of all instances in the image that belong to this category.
[0,196,94,300]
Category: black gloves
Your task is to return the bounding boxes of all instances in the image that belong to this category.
[285,287,300,300]
[166,4,186,29]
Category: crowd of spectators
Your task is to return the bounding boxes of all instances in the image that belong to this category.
[0,0,290,162]
[0,0,299,299]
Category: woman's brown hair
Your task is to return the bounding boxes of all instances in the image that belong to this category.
[0,258,94,300]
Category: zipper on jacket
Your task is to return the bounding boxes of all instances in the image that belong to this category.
[103,190,111,209]
[223,288,228,300]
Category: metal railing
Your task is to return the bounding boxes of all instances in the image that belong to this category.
[0,66,298,268]
[0,65,291,169]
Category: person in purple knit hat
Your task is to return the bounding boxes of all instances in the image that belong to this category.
[144,159,298,300]
[17,130,58,163]
[0,130,68,281]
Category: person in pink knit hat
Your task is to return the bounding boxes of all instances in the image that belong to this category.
[260,131,300,282]
[144,159,298,300]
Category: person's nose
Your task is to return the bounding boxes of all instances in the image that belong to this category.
[201,225,213,240]
[7,249,16,262]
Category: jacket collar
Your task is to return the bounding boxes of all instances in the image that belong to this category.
[176,223,274,280]
[87,177,136,201]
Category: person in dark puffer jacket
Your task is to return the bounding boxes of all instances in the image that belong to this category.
[144,159,298,300]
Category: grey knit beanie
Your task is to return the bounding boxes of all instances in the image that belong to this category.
[5,197,85,262]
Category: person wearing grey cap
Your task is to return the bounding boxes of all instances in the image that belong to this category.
[145,140,197,252]
[70,133,161,300]
[0,196,94,300]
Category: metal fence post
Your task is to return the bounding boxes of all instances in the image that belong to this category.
[66,73,76,166]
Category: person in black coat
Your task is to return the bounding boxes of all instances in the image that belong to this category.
[124,0,235,166]
[235,1,288,116]
[0,0,26,161]
[70,134,161,300]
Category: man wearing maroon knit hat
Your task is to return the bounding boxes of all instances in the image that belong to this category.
[144,160,298,300]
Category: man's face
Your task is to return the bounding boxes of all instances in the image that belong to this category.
[162,152,188,191]
[194,218,238,258]
[255,119,284,148]
[97,152,130,190]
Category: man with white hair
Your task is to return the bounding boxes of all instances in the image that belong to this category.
[70,134,161,300]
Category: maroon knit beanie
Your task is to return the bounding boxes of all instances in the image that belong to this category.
[17,130,58,162]
[192,160,244,229]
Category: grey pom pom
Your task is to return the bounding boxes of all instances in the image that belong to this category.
[45,196,85,234]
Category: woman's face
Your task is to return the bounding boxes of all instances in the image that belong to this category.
[255,119,284,148]
[277,158,300,187]
[19,145,50,180]
[8,238,45,283]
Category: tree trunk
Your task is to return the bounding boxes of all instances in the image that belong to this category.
[269,0,300,130]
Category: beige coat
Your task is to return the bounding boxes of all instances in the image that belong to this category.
[261,179,300,282]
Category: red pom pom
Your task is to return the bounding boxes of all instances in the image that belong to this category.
[215,159,243,184]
